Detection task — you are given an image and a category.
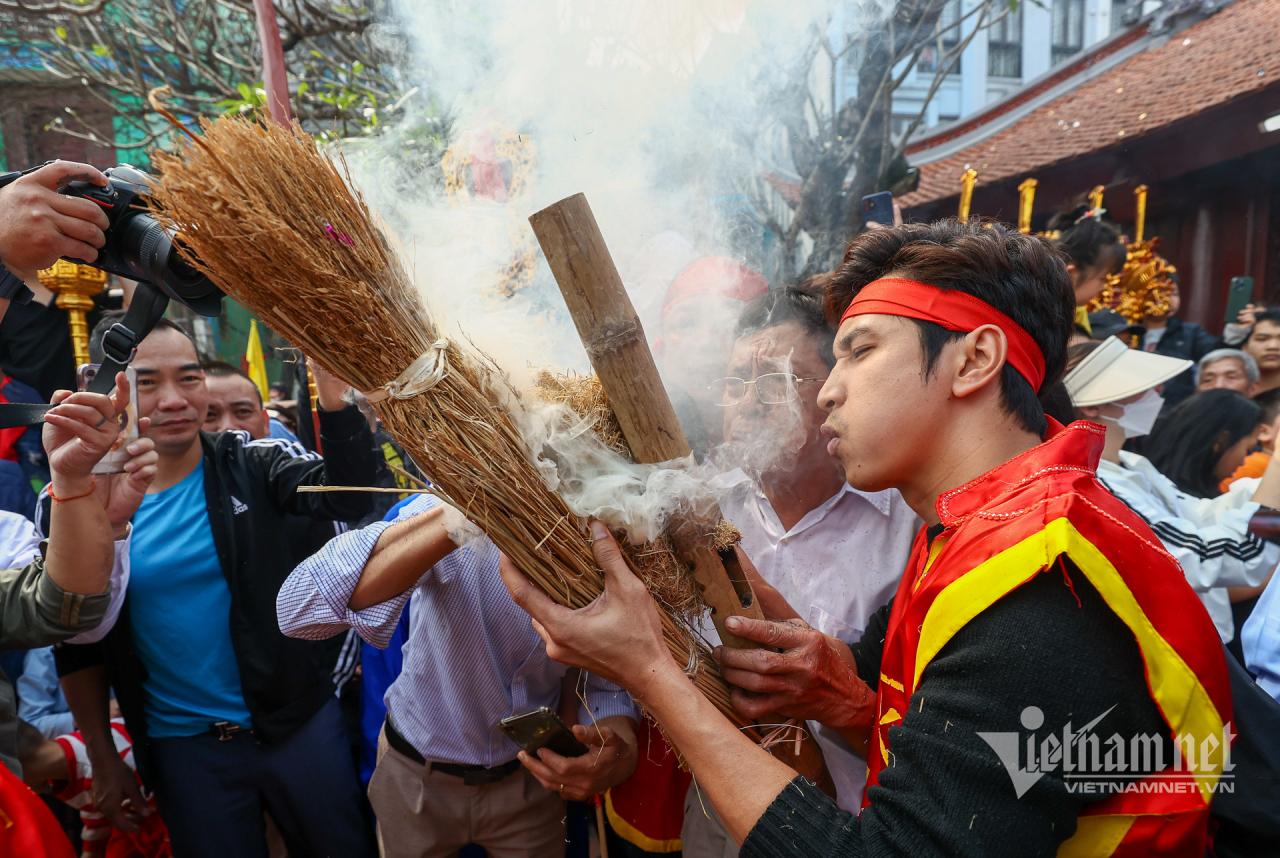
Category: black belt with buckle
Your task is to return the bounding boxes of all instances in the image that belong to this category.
[210,721,248,742]
[384,717,520,786]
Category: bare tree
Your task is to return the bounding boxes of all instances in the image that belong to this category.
[5,0,416,153]
[751,0,1014,280]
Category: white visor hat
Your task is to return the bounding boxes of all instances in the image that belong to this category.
[1064,336,1192,407]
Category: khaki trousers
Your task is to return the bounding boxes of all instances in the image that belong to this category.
[681,781,740,858]
[368,726,566,858]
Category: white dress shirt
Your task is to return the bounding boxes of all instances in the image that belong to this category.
[717,476,921,811]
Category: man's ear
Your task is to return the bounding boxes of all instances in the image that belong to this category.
[950,326,1007,401]
[257,408,271,438]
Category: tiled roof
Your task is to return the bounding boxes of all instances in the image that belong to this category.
[901,0,1280,206]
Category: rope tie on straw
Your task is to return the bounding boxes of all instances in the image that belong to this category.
[364,339,450,404]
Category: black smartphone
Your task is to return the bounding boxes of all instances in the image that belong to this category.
[498,707,587,758]
[1226,276,1254,324]
[861,191,895,227]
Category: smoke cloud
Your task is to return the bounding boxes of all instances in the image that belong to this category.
[342,0,876,531]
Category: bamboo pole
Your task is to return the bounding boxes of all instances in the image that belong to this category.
[530,193,766,649]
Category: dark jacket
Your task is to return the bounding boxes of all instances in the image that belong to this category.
[54,406,375,781]
[1151,317,1221,409]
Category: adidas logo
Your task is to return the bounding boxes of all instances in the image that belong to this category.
[230,496,249,515]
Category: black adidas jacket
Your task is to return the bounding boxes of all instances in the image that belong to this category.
[53,405,375,781]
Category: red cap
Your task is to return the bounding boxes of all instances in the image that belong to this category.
[662,256,768,318]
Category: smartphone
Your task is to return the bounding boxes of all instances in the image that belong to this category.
[1226,276,1255,325]
[861,191,895,227]
[498,707,587,758]
[77,364,140,475]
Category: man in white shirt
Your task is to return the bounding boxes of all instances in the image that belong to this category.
[683,288,919,856]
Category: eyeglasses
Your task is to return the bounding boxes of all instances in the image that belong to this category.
[709,373,825,407]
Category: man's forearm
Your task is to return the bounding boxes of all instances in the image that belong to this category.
[1251,453,1280,509]
[60,666,114,761]
[637,664,796,845]
[44,485,113,596]
[348,506,455,610]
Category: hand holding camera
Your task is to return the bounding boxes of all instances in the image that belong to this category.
[0,160,110,286]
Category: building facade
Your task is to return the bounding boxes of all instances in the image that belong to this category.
[859,0,1155,142]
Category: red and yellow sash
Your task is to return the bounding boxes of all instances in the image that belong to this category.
[864,421,1231,857]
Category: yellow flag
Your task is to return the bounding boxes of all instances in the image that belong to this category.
[245,319,270,402]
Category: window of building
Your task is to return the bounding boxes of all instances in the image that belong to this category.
[1051,0,1086,65]
[987,3,1023,78]
[1111,0,1140,31]
[919,0,963,75]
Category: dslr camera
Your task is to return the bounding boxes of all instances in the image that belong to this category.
[0,162,222,317]
[0,163,223,424]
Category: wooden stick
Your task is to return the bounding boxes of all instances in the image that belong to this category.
[530,193,765,648]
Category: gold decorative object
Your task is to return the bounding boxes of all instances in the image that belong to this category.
[1017,178,1038,234]
[958,167,978,221]
[443,126,540,297]
[1089,185,1105,211]
[1088,186,1175,324]
[1133,184,1149,243]
[37,260,108,367]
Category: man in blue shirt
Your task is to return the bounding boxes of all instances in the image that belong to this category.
[56,315,379,857]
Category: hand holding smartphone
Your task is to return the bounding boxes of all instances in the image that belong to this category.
[861,191,896,228]
[77,363,140,475]
[498,707,587,758]
[1226,276,1254,325]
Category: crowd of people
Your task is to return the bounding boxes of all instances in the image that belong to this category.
[1,158,1279,858]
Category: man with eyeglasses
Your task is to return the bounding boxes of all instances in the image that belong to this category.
[681,287,919,857]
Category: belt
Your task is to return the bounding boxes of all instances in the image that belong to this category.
[384,717,520,786]
[209,721,250,742]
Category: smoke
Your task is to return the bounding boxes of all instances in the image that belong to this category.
[342,0,876,532]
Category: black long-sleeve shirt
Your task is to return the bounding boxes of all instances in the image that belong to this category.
[740,559,1172,857]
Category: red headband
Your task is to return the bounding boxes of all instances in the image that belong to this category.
[839,277,1047,391]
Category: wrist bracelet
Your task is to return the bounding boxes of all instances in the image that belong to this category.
[49,478,98,503]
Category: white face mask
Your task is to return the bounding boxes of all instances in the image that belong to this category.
[1115,388,1165,439]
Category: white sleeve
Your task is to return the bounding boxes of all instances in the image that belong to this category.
[1124,477,1279,590]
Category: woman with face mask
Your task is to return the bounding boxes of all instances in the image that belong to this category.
[1059,337,1280,643]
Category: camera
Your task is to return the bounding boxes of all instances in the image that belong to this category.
[60,165,223,317]
[0,163,224,426]
[0,162,222,317]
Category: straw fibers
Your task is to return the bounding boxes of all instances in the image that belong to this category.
[150,115,742,724]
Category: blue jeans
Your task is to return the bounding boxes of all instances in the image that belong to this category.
[148,698,375,858]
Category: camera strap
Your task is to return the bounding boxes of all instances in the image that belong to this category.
[0,282,170,428]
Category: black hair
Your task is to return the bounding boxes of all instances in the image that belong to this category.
[1046,204,1126,277]
[1246,308,1280,343]
[1253,386,1280,426]
[825,218,1076,436]
[1144,389,1262,498]
[735,286,836,368]
[202,360,262,405]
[88,310,198,364]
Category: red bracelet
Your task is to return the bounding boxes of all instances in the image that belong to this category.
[48,478,98,503]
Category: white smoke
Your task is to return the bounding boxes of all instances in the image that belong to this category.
[342,0,885,528]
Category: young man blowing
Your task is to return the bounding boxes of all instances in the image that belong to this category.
[499,220,1231,856]
[55,316,379,858]
[681,287,918,854]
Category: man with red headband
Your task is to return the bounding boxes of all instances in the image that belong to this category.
[500,220,1232,856]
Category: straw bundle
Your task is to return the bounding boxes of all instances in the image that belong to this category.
[150,116,740,723]
[532,370,703,621]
